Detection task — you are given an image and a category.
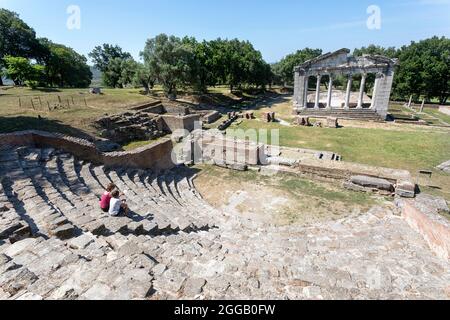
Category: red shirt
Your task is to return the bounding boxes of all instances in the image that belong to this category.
[100,192,112,209]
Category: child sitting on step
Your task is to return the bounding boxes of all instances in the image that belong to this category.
[99,183,116,213]
[109,190,129,217]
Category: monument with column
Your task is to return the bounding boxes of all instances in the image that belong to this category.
[293,48,398,120]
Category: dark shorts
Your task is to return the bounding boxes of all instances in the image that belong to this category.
[110,206,126,217]
[101,207,109,213]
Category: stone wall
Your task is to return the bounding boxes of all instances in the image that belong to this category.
[0,131,175,172]
[401,197,450,260]
[130,100,162,111]
[183,132,264,166]
[163,104,190,116]
[195,110,221,124]
[160,114,201,133]
[141,104,165,114]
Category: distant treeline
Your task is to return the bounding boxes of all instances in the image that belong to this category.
[1,8,449,103]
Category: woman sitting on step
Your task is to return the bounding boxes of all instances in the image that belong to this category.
[99,183,116,213]
[109,190,129,217]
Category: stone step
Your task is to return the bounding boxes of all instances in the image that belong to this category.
[297,109,382,120]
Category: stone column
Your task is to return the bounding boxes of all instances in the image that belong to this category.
[294,69,310,112]
[303,76,309,109]
[370,73,381,110]
[326,75,333,110]
[357,73,367,109]
[344,75,353,110]
[314,75,321,109]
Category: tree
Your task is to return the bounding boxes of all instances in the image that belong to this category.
[273,48,323,86]
[118,58,139,88]
[2,56,44,86]
[132,63,155,94]
[353,45,398,59]
[89,44,133,88]
[353,45,399,94]
[89,44,132,72]
[0,9,40,85]
[141,34,193,97]
[394,37,450,104]
[39,41,92,88]
[204,38,272,92]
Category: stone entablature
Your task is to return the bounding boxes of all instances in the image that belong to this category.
[293,48,398,120]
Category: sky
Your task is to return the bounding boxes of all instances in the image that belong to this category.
[1,0,450,63]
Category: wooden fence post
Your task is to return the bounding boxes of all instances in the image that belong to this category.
[19,97,22,108]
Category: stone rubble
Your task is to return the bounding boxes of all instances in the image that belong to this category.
[0,146,449,300]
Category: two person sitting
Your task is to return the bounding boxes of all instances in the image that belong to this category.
[99,183,129,216]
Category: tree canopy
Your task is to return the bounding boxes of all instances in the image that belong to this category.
[140,34,272,96]
[0,9,92,88]
[272,48,323,86]
[2,56,44,87]
[38,39,92,88]
[394,37,450,104]
[0,9,41,85]
[88,44,135,88]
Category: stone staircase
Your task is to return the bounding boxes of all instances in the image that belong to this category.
[0,146,449,300]
[298,109,382,121]
[0,147,224,240]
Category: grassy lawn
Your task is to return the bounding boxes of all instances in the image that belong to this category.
[226,117,450,200]
[389,103,450,126]
[0,87,155,136]
[121,137,166,151]
[423,108,450,125]
[0,86,260,137]
[228,120,450,171]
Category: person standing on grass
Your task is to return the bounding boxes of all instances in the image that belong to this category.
[99,183,116,213]
[109,190,129,217]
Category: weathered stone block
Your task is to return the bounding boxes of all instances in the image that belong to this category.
[351,175,394,191]
[68,234,95,250]
[395,180,416,198]
[52,224,75,240]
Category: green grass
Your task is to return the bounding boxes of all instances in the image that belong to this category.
[121,138,165,151]
[423,108,450,125]
[0,86,266,137]
[228,120,450,171]
[0,87,156,136]
[278,175,376,205]
[389,103,450,126]
[227,118,450,200]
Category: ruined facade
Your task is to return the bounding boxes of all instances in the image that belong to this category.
[293,49,398,120]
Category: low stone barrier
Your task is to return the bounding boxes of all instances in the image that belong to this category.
[0,130,175,172]
[400,196,450,260]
